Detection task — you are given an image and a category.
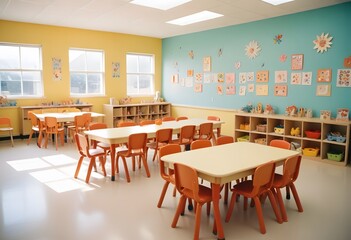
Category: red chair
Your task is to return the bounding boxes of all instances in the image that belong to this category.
[116,133,150,182]
[225,161,283,234]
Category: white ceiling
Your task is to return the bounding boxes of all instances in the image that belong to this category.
[0,0,349,38]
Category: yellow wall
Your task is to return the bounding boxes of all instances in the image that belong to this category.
[0,20,162,135]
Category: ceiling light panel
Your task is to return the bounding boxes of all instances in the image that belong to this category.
[261,0,294,6]
[130,0,192,10]
[167,10,224,26]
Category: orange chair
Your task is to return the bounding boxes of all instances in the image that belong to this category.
[171,125,196,151]
[27,112,46,147]
[0,117,14,147]
[176,116,188,121]
[193,122,213,141]
[116,133,150,183]
[68,113,91,142]
[225,161,282,234]
[272,155,303,222]
[162,116,176,122]
[190,139,212,150]
[146,128,173,161]
[89,122,111,156]
[44,117,65,150]
[171,163,216,240]
[139,119,155,126]
[74,133,107,183]
[157,144,181,208]
[207,116,221,138]
[269,139,292,199]
[117,121,137,127]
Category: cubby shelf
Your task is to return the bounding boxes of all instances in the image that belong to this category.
[103,102,171,128]
[234,112,350,166]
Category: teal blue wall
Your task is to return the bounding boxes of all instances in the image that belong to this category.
[162,3,351,117]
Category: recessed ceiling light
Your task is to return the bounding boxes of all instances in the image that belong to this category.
[167,11,223,26]
[261,0,294,6]
[130,0,192,10]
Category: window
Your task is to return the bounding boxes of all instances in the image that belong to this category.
[0,43,43,98]
[126,53,155,96]
[69,49,105,96]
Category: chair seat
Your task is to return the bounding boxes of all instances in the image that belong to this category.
[97,142,110,149]
[0,127,13,131]
[272,173,284,187]
[182,185,213,203]
[88,148,105,156]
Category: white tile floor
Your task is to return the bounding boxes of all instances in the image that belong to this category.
[0,139,350,240]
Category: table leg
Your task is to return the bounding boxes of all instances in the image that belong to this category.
[212,183,225,239]
[110,144,117,181]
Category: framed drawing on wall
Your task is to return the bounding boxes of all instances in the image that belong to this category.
[274,84,288,96]
[317,68,332,82]
[316,84,331,96]
[336,108,349,121]
[203,56,211,72]
[291,54,304,70]
[256,70,269,83]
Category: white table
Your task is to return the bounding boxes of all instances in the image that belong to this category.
[34,112,105,123]
[161,141,300,240]
[84,118,224,181]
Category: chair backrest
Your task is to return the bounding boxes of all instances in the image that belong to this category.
[282,155,302,184]
[252,161,276,196]
[75,133,89,156]
[162,116,176,122]
[179,125,196,141]
[74,114,89,133]
[45,117,59,133]
[28,112,39,127]
[216,136,234,145]
[191,139,212,150]
[159,144,181,177]
[156,128,173,144]
[82,113,92,127]
[89,122,107,130]
[128,133,147,151]
[197,122,213,140]
[176,116,188,121]
[118,121,137,127]
[269,139,291,149]
[174,163,200,201]
[140,120,155,126]
[0,117,12,127]
[207,116,220,121]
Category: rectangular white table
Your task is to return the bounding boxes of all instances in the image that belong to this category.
[161,141,300,240]
[84,118,224,181]
[34,111,105,123]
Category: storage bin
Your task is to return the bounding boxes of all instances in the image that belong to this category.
[327,152,344,161]
[305,130,321,139]
[256,124,267,132]
[303,147,319,157]
[237,135,249,142]
[254,138,266,145]
[240,123,250,130]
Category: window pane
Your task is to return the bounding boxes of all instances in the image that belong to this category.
[21,47,41,69]
[127,55,138,72]
[86,51,103,71]
[0,71,21,95]
[69,50,86,71]
[87,73,102,93]
[139,75,152,94]
[139,56,152,73]
[23,80,41,95]
[70,73,87,94]
[22,71,41,82]
[0,45,20,69]
[127,74,139,94]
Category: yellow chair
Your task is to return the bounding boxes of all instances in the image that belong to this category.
[44,117,65,150]
[0,117,14,147]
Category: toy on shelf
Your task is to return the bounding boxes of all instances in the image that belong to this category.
[297,108,306,117]
[255,103,263,114]
[285,105,297,116]
[274,124,284,134]
[263,104,274,114]
[290,127,300,136]
[241,103,253,113]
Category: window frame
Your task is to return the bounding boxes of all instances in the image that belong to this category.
[0,42,43,99]
[126,53,155,97]
[69,48,105,97]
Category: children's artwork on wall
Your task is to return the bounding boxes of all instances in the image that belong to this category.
[225,73,235,84]
[344,56,351,68]
[275,70,288,83]
[194,83,202,93]
[226,85,235,95]
[291,54,304,70]
[273,34,283,44]
[180,77,185,87]
[274,85,288,96]
[203,56,211,72]
[317,69,332,82]
[239,86,246,96]
[188,50,194,59]
[316,84,331,96]
[302,72,312,85]
[234,61,241,69]
[245,40,261,59]
[171,74,179,84]
[195,73,203,83]
[256,70,269,82]
[112,61,120,78]
[280,54,287,62]
[248,83,255,92]
[313,33,333,53]
[217,73,224,83]
[336,69,351,87]
[203,73,211,83]
[185,77,193,87]
[256,84,268,96]
[187,69,194,77]
[291,72,302,85]
[217,84,223,95]
[52,58,62,81]
[320,110,331,120]
[247,72,254,81]
[336,108,349,121]
[239,72,246,84]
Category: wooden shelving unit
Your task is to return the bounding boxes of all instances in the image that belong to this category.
[103,102,171,128]
[234,112,350,166]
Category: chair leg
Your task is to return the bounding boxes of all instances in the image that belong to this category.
[9,130,14,147]
[85,157,95,183]
[152,148,157,161]
[121,156,131,182]
[267,190,283,224]
[27,130,34,145]
[253,196,266,234]
[286,186,291,199]
[289,183,303,212]
[141,154,151,178]
[225,192,238,222]
[157,181,170,208]
[194,203,202,240]
[171,195,187,228]
[274,187,288,222]
[74,156,85,178]
[172,186,177,197]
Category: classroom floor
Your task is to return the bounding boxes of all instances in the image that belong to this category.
[0,139,350,240]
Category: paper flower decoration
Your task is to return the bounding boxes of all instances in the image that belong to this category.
[188,50,194,59]
[274,34,283,44]
[313,33,333,53]
[280,54,287,62]
[245,40,261,59]
[235,61,241,69]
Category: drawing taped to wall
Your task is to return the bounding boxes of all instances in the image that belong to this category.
[302,72,313,85]
[194,83,202,93]
[291,54,304,70]
[52,58,62,81]
[248,84,255,92]
[274,85,288,96]
[217,84,223,95]
[291,72,302,85]
[226,85,235,95]
[239,86,246,96]
[256,85,268,96]
[225,73,235,84]
[316,84,331,96]
[336,69,351,87]
[317,69,332,82]
[275,70,288,83]
[256,70,269,83]
[203,56,211,72]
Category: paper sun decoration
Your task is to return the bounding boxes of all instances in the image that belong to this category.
[245,40,261,59]
[313,33,333,53]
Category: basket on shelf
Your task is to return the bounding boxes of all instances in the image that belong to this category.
[305,130,321,139]
[256,124,267,132]
[327,151,344,161]
[302,147,319,157]
[254,138,266,145]
[237,135,249,142]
